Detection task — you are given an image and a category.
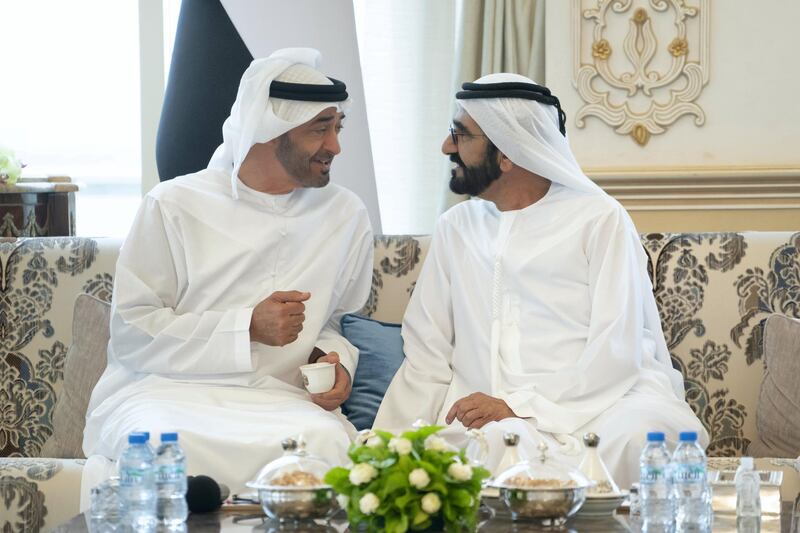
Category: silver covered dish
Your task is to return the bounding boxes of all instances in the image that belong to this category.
[491,440,593,525]
[246,437,338,521]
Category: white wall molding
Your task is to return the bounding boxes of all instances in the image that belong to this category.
[588,167,800,210]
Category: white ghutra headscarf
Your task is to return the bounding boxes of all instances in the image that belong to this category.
[457,73,604,196]
[208,47,351,199]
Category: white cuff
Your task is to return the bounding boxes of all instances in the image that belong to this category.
[498,389,537,420]
[230,307,254,372]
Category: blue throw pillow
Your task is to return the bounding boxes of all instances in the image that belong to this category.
[341,314,405,431]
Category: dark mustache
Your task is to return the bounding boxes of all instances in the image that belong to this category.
[449,153,466,168]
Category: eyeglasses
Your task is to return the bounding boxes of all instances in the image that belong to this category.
[449,124,488,145]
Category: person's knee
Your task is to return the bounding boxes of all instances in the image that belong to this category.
[303,415,349,439]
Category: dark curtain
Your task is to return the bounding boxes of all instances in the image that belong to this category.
[156,0,253,181]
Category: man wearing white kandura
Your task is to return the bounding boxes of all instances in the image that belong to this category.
[375,73,707,488]
[81,47,373,507]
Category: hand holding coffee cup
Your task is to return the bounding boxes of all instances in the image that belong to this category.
[300,361,336,394]
[305,352,353,411]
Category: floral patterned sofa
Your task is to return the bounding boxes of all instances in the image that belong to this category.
[2,232,799,531]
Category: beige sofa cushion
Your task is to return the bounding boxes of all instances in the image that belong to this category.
[748,314,800,458]
[40,294,110,459]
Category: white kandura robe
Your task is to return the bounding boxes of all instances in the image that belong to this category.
[374,183,706,488]
[81,168,373,507]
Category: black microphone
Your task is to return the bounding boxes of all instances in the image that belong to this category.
[185,475,230,513]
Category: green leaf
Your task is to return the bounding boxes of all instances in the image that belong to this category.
[411,509,429,526]
[396,512,409,532]
[325,466,353,494]
[443,501,456,523]
[398,455,414,471]
[401,425,444,442]
[376,456,398,469]
[324,467,350,487]
[374,429,395,441]
[380,471,409,499]
[427,481,448,495]
[411,518,432,531]
[394,491,416,510]
[449,488,472,507]
[385,512,402,533]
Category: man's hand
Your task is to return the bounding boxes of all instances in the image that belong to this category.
[445,392,516,429]
[250,290,310,346]
[310,352,352,411]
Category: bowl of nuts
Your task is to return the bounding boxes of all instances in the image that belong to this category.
[246,437,338,522]
[491,441,593,525]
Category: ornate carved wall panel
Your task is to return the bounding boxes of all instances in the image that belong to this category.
[572,0,710,146]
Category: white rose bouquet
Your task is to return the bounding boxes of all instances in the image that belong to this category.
[325,425,489,533]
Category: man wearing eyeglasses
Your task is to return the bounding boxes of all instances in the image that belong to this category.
[374,73,706,488]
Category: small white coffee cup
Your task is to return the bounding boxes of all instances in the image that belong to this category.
[300,362,336,394]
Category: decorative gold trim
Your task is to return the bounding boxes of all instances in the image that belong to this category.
[631,124,650,145]
[572,0,710,146]
[633,7,649,24]
[668,37,689,57]
[592,39,612,59]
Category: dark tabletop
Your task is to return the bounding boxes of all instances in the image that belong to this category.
[54,501,794,533]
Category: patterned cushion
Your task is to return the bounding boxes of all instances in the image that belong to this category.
[361,235,431,322]
[0,458,84,532]
[748,314,800,458]
[41,294,111,459]
[0,237,120,458]
[642,232,800,456]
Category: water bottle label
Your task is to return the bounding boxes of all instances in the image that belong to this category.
[674,464,704,484]
[157,464,186,483]
[121,467,147,486]
[640,466,665,484]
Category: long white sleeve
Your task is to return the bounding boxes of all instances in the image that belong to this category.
[314,214,374,378]
[110,195,254,376]
[374,225,455,431]
[498,207,644,434]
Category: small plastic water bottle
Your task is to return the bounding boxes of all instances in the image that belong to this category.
[119,432,157,529]
[156,432,189,526]
[640,431,674,531]
[672,431,711,532]
[735,457,761,518]
[142,431,155,453]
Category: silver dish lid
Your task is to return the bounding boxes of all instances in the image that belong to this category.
[491,440,593,491]
[246,436,332,491]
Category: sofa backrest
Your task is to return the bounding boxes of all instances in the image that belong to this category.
[364,232,800,457]
[0,237,120,458]
[2,232,798,458]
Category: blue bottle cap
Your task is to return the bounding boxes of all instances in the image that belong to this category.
[128,432,147,444]
[679,431,698,441]
[647,431,665,442]
[142,431,150,441]
[161,432,178,442]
